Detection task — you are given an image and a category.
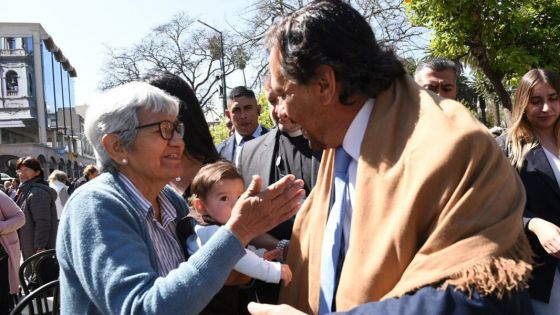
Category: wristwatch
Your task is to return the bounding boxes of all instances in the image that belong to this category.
[276,239,290,263]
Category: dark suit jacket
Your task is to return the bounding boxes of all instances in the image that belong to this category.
[238,128,321,239]
[237,127,321,305]
[519,145,560,303]
[216,126,269,162]
[238,128,321,194]
[497,135,560,303]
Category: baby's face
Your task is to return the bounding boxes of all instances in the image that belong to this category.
[202,178,245,225]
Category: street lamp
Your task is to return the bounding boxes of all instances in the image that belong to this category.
[197,19,227,114]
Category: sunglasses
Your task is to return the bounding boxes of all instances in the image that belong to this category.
[135,120,185,140]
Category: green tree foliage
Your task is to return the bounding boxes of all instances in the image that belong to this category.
[209,118,230,145]
[257,90,274,130]
[456,75,477,111]
[406,0,560,115]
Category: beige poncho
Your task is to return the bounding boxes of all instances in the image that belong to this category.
[279,75,532,314]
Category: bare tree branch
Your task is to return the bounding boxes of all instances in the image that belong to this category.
[100,12,248,112]
[232,0,428,89]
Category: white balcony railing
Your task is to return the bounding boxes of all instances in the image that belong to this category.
[0,49,27,56]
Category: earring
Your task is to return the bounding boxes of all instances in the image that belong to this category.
[121,158,128,165]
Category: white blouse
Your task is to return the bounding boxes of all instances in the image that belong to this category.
[543,148,560,187]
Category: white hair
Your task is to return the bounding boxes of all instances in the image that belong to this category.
[48,169,68,183]
[84,81,180,173]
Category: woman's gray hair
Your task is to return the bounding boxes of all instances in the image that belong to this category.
[84,81,180,173]
[48,170,68,183]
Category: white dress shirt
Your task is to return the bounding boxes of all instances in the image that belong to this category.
[340,98,375,252]
[234,124,264,165]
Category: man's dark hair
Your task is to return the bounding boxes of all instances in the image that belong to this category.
[228,86,255,100]
[146,72,220,164]
[415,58,458,80]
[266,0,405,105]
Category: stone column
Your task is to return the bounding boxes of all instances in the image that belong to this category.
[32,31,47,144]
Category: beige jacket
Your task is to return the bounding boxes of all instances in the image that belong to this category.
[280,75,532,313]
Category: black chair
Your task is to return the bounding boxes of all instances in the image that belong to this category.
[18,249,59,295]
[10,280,60,315]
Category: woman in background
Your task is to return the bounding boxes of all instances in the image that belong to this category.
[48,170,70,220]
[0,189,25,312]
[9,179,19,200]
[498,68,560,315]
[15,157,57,261]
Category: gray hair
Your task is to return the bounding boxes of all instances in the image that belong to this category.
[48,170,68,183]
[414,58,458,81]
[84,81,180,173]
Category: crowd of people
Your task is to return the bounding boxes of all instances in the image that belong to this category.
[0,158,99,312]
[1,1,559,314]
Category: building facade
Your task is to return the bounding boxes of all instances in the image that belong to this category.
[0,23,94,180]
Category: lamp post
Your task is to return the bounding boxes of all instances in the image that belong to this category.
[197,20,227,114]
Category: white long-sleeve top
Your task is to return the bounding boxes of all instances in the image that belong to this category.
[187,224,282,283]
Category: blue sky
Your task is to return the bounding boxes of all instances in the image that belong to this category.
[1,0,254,105]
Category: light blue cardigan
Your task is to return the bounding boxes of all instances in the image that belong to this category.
[56,172,245,314]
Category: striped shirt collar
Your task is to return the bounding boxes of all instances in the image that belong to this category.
[118,173,177,225]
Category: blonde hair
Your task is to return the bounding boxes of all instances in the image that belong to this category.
[83,164,98,177]
[507,69,560,169]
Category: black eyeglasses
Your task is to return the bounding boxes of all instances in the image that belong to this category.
[136,120,184,140]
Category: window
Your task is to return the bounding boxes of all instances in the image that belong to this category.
[24,37,33,54]
[28,73,33,94]
[6,71,18,95]
[6,38,16,50]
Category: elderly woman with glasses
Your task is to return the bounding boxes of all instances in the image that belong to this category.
[56,82,304,315]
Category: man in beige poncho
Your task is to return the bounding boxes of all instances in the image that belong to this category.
[248,1,534,314]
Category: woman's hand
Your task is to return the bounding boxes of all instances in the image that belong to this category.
[226,175,304,246]
[528,218,560,258]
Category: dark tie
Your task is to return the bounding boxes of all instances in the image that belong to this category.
[319,147,352,314]
[239,135,254,145]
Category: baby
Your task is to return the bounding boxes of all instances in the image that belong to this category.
[186,161,292,310]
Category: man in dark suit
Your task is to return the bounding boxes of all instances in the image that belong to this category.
[239,78,321,240]
[238,77,321,305]
[216,86,268,164]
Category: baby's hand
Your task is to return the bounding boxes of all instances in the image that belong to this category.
[280,264,292,287]
[264,248,283,261]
